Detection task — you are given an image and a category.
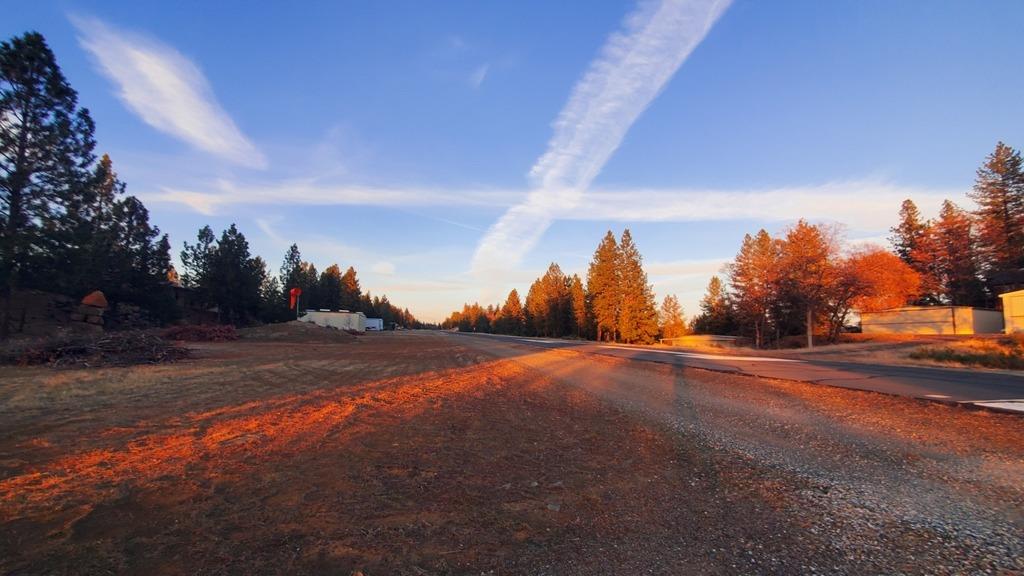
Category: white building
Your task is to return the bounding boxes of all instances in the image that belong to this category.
[999,290,1024,334]
[860,306,1004,335]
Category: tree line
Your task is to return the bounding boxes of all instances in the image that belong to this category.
[693,141,1024,347]
[0,31,422,334]
[177,225,423,328]
[1,32,175,335]
[442,229,687,344]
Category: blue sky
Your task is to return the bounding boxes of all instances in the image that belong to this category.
[6,1,1024,321]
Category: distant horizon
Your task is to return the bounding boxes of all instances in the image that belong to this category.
[4,1,1022,321]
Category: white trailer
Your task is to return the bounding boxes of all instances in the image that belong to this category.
[365,318,385,331]
[299,310,367,332]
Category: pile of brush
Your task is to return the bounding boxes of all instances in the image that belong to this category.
[6,331,189,367]
[162,324,238,342]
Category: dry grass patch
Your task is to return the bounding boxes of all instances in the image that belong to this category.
[910,334,1024,370]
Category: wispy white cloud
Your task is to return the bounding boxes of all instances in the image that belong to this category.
[470,0,732,280]
[372,261,396,276]
[147,179,521,215]
[148,176,959,233]
[72,15,267,169]
[468,64,490,89]
[568,181,957,230]
[646,258,729,278]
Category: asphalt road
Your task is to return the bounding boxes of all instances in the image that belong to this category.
[449,332,1024,412]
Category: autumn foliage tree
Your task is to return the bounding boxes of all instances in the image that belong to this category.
[845,246,921,313]
[658,294,687,339]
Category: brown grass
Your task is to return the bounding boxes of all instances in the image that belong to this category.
[910,334,1024,370]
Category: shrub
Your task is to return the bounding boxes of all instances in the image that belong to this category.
[162,324,238,342]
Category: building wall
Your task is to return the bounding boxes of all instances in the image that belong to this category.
[299,311,367,332]
[861,306,1004,335]
[1000,291,1024,334]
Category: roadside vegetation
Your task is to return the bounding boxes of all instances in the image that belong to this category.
[443,143,1024,350]
[910,334,1024,370]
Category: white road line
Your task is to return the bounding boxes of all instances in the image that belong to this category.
[598,345,800,363]
[518,338,560,344]
[925,394,951,399]
[962,399,1024,413]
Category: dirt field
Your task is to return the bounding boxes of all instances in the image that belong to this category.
[1,327,1022,574]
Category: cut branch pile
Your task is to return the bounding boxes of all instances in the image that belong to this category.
[6,331,189,367]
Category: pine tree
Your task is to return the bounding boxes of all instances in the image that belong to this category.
[727,229,781,347]
[318,264,343,310]
[183,224,264,325]
[340,266,361,311]
[298,262,319,310]
[279,244,302,287]
[692,276,734,334]
[278,244,304,310]
[569,274,588,338]
[617,229,659,344]
[209,224,263,324]
[1,32,96,336]
[181,225,217,305]
[658,294,687,339]
[497,288,526,335]
[889,199,928,267]
[920,201,987,306]
[524,277,545,336]
[587,230,621,341]
[969,142,1024,273]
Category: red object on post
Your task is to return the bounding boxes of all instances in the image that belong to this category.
[289,287,302,309]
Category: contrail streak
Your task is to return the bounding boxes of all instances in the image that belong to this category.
[470,0,731,281]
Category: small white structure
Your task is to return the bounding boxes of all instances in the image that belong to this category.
[999,290,1024,334]
[300,310,366,332]
[365,317,384,331]
[860,306,1004,335]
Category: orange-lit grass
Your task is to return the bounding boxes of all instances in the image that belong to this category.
[909,335,1024,369]
[0,355,534,525]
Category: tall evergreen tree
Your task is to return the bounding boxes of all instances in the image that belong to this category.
[182,224,264,325]
[616,229,659,344]
[180,225,216,305]
[497,288,526,335]
[1,32,96,335]
[279,244,302,287]
[692,276,734,335]
[889,199,928,267]
[340,266,361,311]
[969,142,1024,273]
[727,229,781,347]
[658,294,687,339]
[568,274,588,338]
[525,277,546,336]
[298,262,319,309]
[918,200,987,306]
[318,264,343,310]
[586,230,621,342]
